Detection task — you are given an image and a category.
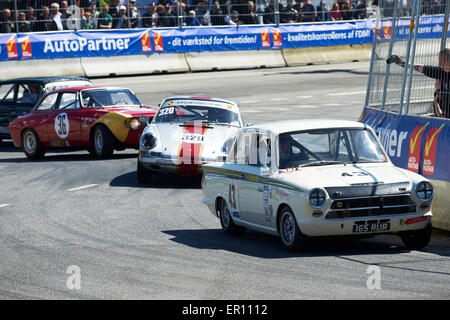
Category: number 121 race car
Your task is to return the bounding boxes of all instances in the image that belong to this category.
[9,86,156,159]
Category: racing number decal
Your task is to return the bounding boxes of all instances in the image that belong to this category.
[158,107,174,116]
[55,112,70,139]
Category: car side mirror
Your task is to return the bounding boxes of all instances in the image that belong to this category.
[246,122,253,127]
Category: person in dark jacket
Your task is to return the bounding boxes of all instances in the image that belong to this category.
[387,49,450,118]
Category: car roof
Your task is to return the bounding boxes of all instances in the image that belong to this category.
[0,76,90,84]
[244,119,368,135]
[48,86,127,93]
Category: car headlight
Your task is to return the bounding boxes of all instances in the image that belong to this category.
[416,181,433,201]
[129,118,141,130]
[309,188,327,208]
[141,134,157,150]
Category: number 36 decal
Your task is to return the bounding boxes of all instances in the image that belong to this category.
[54,112,70,139]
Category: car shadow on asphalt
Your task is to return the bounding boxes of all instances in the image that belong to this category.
[162,228,418,259]
[0,141,138,162]
[110,170,202,189]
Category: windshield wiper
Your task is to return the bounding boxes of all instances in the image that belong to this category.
[300,161,348,167]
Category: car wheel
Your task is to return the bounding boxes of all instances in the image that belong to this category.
[278,207,307,251]
[219,199,246,235]
[399,222,432,250]
[22,129,46,160]
[137,159,152,183]
[92,125,115,158]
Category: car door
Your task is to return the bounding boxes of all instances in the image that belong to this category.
[46,91,83,147]
[0,82,16,138]
[237,132,274,227]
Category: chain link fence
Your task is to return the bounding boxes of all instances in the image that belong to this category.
[1,0,379,32]
[366,0,449,117]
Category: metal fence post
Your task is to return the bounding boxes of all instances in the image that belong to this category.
[381,0,400,110]
[364,3,382,108]
[274,0,279,25]
[440,0,450,51]
[14,0,19,33]
[398,0,419,115]
[404,0,421,115]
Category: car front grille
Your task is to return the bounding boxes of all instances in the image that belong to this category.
[325,195,417,219]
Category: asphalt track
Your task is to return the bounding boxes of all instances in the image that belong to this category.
[0,62,449,299]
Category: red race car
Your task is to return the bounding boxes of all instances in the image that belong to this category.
[9,86,156,159]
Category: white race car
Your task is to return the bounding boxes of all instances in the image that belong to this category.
[202,119,434,251]
[138,96,244,182]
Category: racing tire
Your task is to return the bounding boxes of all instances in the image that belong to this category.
[399,222,432,250]
[91,125,115,158]
[137,159,152,184]
[22,129,46,160]
[219,199,246,235]
[278,206,308,251]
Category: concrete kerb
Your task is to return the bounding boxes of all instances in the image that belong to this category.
[0,57,86,80]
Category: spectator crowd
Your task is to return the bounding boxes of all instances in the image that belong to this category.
[0,0,445,33]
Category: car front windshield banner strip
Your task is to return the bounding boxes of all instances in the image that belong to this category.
[155,103,240,127]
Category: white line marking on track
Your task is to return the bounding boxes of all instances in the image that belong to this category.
[269,97,289,101]
[324,103,343,106]
[0,204,10,208]
[67,184,98,192]
[240,100,259,104]
[242,109,259,113]
[327,91,366,96]
[296,95,313,99]
[293,105,318,109]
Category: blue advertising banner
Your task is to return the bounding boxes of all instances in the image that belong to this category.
[360,107,449,182]
[0,21,374,61]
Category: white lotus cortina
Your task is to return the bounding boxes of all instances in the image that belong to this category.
[138,96,244,182]
[202,119,434,251]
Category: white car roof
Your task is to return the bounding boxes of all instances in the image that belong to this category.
[245,119,368,135]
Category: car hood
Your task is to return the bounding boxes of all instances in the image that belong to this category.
[274,163,412,191]
[148,122,239,161]
[101,106,156,117]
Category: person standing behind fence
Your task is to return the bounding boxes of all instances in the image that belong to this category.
[316,1,330,21]
[50,3,65,30]
[299,0,317,22]
[88,2,100,29]
[281,0,297,24]
[329,2,342,20]
[37,6,56,31]
[98,4,113,29]
[1,8,15,33]
[387,49,450,118]
[26,7,38,32]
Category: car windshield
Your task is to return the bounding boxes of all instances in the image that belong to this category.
[81,89,142,108]
[278,128,388,169]
[154,100,240,127]
[45,80,92,91]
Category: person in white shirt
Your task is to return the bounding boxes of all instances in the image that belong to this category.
[50,2,64,30]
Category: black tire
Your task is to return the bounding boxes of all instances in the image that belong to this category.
[137,159,152,184]
[399,222,432,250]
[278,206,308,251]
[22,129,46,160]
[91,125,115,158]
[219,198,246,235]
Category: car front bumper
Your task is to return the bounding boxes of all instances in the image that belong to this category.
[297,212,432,237]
